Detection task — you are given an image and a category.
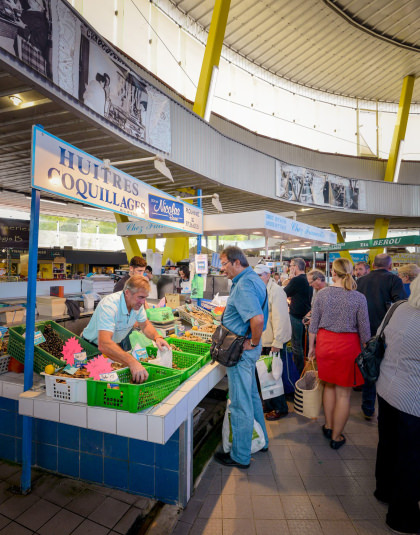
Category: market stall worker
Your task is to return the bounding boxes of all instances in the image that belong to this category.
[178,265,191,294]
[82,275,169,383]
[113,256,147,293]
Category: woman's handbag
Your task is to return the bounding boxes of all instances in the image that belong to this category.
[210,291,267,367]
[294,360,324,419]
[355,300,406,382]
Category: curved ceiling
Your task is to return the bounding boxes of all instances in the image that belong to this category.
[168,0,420,104]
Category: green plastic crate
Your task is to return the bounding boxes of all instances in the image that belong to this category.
[7,321,100,374]
[145,346,204,382]
[165,337,211,362]
[86,362,182,413]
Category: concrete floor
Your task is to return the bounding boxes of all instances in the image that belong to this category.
[0,465,155,534]
[172,391,393,535]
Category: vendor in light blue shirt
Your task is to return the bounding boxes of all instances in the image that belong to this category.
[82,275,169,383]
[214,246,269,470]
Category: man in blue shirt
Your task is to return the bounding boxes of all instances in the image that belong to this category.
[82,275,169,383]
[214,247,269,469]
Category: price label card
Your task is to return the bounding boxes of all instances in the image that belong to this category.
[0,326,8,339]
[99,371,119,382]
[73,352,87,367]
[62,365,78,375]
[34,331,46,345]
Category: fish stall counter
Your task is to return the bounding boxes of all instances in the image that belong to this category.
[0,345,224,506]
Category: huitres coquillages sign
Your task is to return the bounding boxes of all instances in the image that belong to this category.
[31,126,202,235]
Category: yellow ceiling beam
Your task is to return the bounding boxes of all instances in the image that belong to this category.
[330,224,353,263]
[369,75,415,264]
[193,0,231,118]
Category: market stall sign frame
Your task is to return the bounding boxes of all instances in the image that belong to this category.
[31,126,203,235]
[312,234,420,252]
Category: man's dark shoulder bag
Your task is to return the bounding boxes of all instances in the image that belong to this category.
[355,299,406,383]
[210,292,268,367]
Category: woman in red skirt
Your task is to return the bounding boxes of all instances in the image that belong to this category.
[308,258,370,449]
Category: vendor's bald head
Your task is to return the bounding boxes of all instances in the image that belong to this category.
[124,275,150,311]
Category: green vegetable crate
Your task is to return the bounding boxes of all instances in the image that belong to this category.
[7,321,100,374]
[165,337,211,362]
[145,346,204,382]
[86,363,182,413]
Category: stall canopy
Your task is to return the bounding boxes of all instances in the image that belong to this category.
[203,211,337,246]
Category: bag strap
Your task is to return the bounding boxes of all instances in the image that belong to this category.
[377,299,407,339]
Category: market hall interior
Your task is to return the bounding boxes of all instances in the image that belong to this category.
[0,0,419,534]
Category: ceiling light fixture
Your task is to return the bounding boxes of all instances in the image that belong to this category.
[300,208,312,212]
[9,95,22,106]
[103,155,174,183]
[84,206,104,212]
[24,195,67,206]
[175,193,224,213]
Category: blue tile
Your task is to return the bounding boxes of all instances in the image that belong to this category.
[129,462,154,497]
[80,428,103,455]
[129,439,154,466]
[104,434,128,460]
[168,428,180,443]
[104,458,128,490]
[16,416,34,439]
[0,435,16,462]
[155,468,178,503]
[58,424,80,450]
[35,419,57,446]
[15,439,36,464]
[58,448,79,478]
[80,453,103,484]
[36,443,57,472]
[155,442,179,471]
[0,398,17,412]
[0,410,16,437]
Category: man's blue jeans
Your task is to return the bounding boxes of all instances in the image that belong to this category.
[226,344,269,465]
[290,314,305,375]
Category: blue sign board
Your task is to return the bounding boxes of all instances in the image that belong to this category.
[148,194,185,223]
[329,252,368,262]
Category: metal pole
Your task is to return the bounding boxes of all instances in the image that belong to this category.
[265,236,269,258]
[197,189,202,306]
[21,188,40,494]
[312,252,316,268]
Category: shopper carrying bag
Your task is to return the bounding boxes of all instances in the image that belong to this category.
[294,360,324,419]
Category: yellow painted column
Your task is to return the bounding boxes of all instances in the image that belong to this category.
[368,75,415,264]
[114,214,142,260]
[147,238,156,252]
[162,236,190,264]
[330,224,353,263]
[193,0,231,118]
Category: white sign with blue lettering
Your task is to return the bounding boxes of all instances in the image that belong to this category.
[31,126,203,235]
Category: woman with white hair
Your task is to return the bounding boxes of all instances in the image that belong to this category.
[374,274,420,534]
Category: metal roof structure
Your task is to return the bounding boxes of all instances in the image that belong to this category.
[0,65,417,230]
[168,0,420,104]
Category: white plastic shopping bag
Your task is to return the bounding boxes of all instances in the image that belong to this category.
[271,352,283,381]
[155,347,173,368]
[222,399,265,454]
[256,354,284,400]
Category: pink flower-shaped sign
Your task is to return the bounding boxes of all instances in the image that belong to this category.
[62,337,83,366]
[85,355,113,380]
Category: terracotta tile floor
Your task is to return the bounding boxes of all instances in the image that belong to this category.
[172,392,394,535]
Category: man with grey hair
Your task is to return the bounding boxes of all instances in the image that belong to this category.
[82,275,170,383]
[255,264,291,420]
[357,253,406,419]
[284,257,313,374]
[214,246,269,469]
[304,269,327,325]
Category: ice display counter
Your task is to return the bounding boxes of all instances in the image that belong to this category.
[0,360,225,506]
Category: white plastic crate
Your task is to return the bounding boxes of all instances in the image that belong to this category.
[42,372,88,403]
[178,305,212,326]
[0,355,10,374]
[190,330,213,343]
